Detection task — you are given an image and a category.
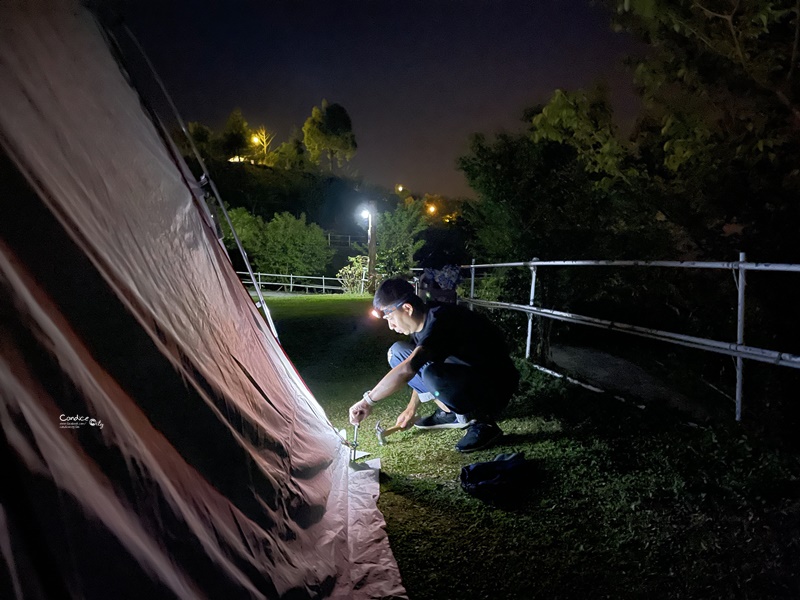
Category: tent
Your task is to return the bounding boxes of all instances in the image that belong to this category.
[0,1,406,597]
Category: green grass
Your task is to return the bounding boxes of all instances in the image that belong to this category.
[268,295,800,600]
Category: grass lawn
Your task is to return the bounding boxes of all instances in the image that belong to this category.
[267,294,800,600]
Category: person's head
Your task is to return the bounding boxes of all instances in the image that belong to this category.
[372,277,425,335]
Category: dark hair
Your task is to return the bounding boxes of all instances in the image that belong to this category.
[373,277,424,311]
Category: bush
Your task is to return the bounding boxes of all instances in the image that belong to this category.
[337,255,369,294]
[222,209,333,275]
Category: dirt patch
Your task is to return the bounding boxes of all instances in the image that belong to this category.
[549,344,713,422]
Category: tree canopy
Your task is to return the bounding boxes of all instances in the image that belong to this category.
[219,108,251,160]
[271,128,310,171]
[375,199,428,276]
[302,100,358,172]
[527,1,800,260]
[459,127,675,263]
[261,212,334,275]
[221,209,333,275]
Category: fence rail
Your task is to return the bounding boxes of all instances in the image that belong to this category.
[446,254,800,422]
[237,271,346,293]
[237,270,372,294]
[326,233,367,248]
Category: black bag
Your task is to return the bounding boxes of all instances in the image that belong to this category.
[460,452,535,504]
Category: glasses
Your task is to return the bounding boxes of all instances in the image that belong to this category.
[382,304,401,319]
[371,297,409,320]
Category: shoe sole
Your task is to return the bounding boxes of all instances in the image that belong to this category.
[456,431,502,453]
[414,422,470,430]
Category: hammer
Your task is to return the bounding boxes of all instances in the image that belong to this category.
[375,420,405,446]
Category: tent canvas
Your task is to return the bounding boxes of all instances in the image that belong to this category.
[0,1,406,598]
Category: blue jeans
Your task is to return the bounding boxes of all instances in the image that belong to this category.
[387,341,516,420]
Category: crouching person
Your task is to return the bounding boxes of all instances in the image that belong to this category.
[348,277,519,453]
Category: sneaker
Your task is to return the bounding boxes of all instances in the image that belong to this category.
[414,408,469,430]
[456,421,502,453]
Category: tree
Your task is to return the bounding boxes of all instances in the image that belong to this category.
[458,129,677,359]
[302,100,357,171]
[529,86,635,186]
[184,121,215,160]
[594,0,800,432]
[272,128,310,171]
[219,108,251,160]
[608,0,800,127]
[527,88,705,256]
[595,0,800,259]
[374,199,428,276]
[221,208,332,275]
[250,125,275,165]
[458,130,658,262]
[260,212,334,275]
[220,206,268,268]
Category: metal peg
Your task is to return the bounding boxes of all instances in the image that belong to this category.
[351,423,359,461]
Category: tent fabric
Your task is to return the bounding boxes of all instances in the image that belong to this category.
[0,1,406,598]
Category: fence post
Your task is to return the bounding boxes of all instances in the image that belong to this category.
[360,267,366,294]
[735,251,746,421]
[525,258,539,359]
[322,275,326,293]
[469,258,476,311]
[290,274,294,293]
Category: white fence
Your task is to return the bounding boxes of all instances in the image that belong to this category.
[237,271,370,294]
[326,233,367,248]
[449,253,800,422]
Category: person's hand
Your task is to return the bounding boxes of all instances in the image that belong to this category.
[395,406,418,430]
[349,399,372,425]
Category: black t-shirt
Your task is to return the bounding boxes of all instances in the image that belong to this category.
[410,302,515,373]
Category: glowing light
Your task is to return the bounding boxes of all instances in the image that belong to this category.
[361,209,370,219]
[251,135,260,145]
[427,205,436,214]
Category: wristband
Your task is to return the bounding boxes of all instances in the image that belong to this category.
[362,391,376,406]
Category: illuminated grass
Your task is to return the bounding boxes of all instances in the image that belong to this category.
[268,295,800,600]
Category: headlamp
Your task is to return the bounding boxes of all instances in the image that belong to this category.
[370,294,413,319]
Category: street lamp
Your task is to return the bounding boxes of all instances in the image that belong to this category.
[360,203,377,290]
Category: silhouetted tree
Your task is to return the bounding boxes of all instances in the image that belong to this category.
[219,108,250,159]
[302,100,357,171]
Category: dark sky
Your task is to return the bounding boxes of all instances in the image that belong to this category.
[125,1,642,198]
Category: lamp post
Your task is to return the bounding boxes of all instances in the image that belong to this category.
[361,202,377,291]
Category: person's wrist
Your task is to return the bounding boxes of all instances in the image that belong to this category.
[363,391,377,406]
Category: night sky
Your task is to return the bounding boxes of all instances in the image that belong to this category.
[124,1,642,198]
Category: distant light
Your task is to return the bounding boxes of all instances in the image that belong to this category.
[361,209,370,219]
[251,135,260,145]
[397,185,403,192]
[427,205,436,214]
